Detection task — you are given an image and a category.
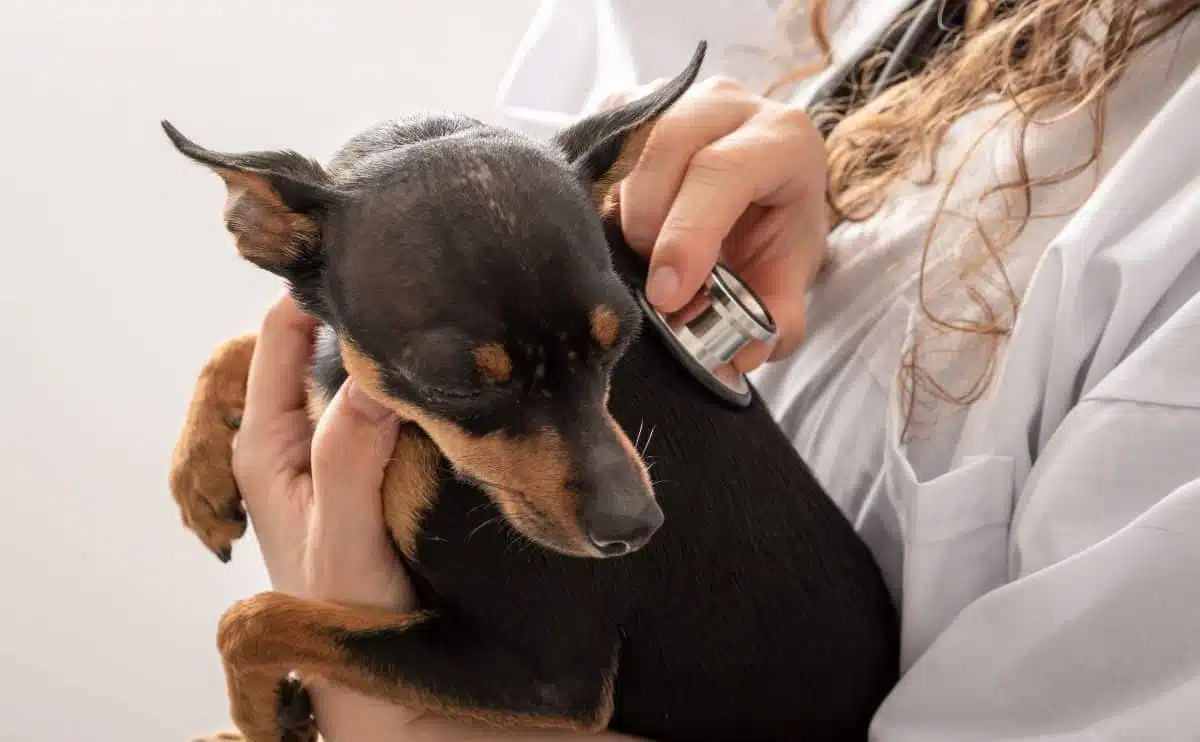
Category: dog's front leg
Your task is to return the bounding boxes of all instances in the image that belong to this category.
[219,591,618,742]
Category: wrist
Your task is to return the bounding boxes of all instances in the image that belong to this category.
[307,677,422,742]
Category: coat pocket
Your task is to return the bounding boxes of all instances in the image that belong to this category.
[889,453,1016,670]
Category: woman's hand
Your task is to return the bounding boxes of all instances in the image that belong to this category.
[232,293,418,739]
[232,293,409,609]
[601,77,829,371]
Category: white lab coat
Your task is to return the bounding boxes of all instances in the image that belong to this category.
[496,2,1200,740]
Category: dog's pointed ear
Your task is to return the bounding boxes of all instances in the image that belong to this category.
[161,120,338,277]
[551,41,707,208]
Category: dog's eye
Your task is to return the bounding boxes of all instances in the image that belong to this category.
[422,384,481,402]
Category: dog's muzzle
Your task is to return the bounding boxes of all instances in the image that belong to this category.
[636,263,778,408]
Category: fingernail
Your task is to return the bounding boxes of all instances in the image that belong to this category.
[345,381,394,423]
[645,266,679,308]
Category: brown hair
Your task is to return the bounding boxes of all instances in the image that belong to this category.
[768,0,1198,435]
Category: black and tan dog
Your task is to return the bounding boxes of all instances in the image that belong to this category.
[165,42,899,742]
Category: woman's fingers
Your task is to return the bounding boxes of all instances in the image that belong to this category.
[310,381,397,543]
[730,146,829,370]
[306,380,402,605]
[234,292,320,503]
[639,107,823,315]
[619,77,760,261]
[242,293,319,429]
[734,260,812,372]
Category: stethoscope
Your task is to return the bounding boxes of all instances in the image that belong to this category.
[636,0,968,407]
[635,263,778,407]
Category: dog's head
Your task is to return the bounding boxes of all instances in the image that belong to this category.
[165,43,707,559]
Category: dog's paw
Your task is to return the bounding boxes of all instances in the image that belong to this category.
[169,422,246,562]
[169,336,256,563]
[276,677,317,742]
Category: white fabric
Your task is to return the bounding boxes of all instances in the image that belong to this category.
[496,2,1200,740]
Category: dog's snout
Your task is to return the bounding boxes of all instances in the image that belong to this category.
[572,415,662,557]
[582,497,664,557]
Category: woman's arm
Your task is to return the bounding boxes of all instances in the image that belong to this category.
[312,689,639,742]
[311,684,640,742]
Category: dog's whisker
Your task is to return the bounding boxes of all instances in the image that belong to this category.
[467,516,503,541]
[504,528,532,555]
[641,425,657,456]
[466,474,528,499]
[466,502,494,518]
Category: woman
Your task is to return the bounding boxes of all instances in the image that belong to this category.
[235,0,1200,739]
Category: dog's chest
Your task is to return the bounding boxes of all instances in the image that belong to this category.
[405,479,627,638]
[409,481,546,594]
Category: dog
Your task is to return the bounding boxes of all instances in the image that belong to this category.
[165,42,900,742]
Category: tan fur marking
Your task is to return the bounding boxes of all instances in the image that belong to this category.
[596,650,620,730]
[432,424,584,554]
[381,424,441,560]
[589,122,654,207]
[217,591,597,742]
[473,342,512,383]
[304,373,329,426]
[216,169,317,267]
[590,306,621,348]
[169,334,256,561]
[341,341,589,556]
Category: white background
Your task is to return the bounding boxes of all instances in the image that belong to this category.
[0,1,540,739]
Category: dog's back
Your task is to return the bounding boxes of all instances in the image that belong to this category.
[602,222,899,739]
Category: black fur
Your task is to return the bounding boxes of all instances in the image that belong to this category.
[309,214,900,740]
[168,41,900,741]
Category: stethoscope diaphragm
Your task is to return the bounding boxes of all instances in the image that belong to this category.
[636,263,777,408]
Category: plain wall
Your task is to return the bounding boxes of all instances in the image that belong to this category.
[0,1,540,739]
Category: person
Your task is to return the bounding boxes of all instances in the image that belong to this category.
[233,0,1200,739]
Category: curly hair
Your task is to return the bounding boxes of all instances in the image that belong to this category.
[766,0,1198,436]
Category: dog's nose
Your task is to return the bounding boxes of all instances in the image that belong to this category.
[582,499,664,557]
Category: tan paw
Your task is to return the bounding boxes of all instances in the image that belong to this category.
[220,673,318,742]
[276,677,318,742]
[169,335,255,562]
[170,423,245,562]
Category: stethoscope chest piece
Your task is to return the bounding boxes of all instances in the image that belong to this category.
[636,263,778,408]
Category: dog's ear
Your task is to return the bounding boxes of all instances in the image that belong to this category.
[551,41,707,207]
[161,120,338,278]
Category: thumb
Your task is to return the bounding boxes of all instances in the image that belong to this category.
[309,380,399,545]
